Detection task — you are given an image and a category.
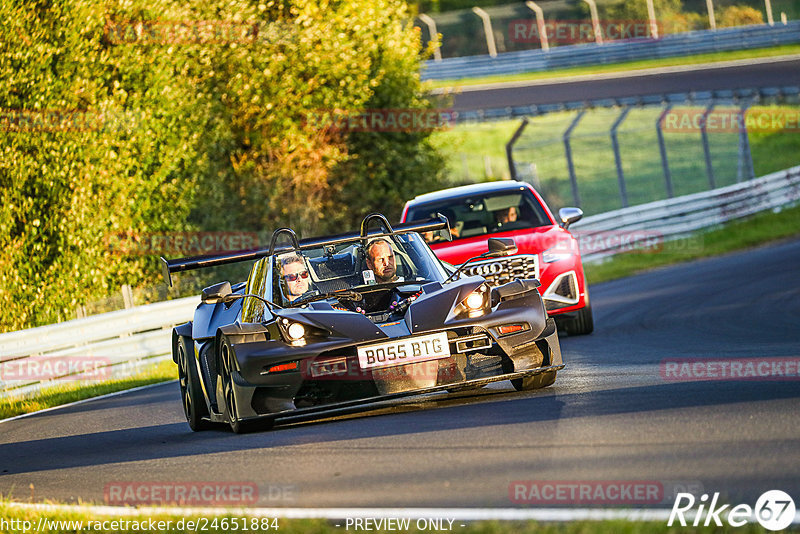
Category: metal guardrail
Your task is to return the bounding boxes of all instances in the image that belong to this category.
[0,297,198,400]
[422,22,800,81]
[1,166,798,400]
[452,86,800,124]
[571,165,800,262]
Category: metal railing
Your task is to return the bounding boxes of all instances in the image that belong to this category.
[571,165,800,261]
[422,21,800,81]
[0,297,198,400]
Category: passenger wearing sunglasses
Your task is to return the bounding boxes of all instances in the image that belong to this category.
[280,254,311,301]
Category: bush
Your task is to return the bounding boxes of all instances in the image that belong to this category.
[0,0,445,332]
[719,5,764,27]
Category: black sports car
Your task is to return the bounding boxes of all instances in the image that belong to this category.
[162,213,564,433]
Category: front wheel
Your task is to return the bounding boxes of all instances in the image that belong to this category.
[511,370,557,391]
[564,304,594,336]
[220,337,273,434]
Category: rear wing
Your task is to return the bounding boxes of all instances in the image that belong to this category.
[160,213,450,286]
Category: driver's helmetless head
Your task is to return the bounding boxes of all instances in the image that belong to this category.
[496,206,518,224]
[365,239,397,283]
[281,255,310,298]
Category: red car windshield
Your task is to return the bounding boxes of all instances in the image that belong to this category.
[406,190,551,241]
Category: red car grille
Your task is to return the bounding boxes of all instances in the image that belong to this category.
[463,254,539,286]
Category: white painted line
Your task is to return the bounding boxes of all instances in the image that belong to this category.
[5,503,800,524]
[430,53,800,94]
[0,380,175,425]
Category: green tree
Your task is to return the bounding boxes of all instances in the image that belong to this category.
[0,0,445,331]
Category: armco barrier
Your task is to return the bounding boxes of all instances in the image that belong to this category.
[571,165,800,262]
[422,22,800,81]
[1,166,798,400]
[0,296,198,399]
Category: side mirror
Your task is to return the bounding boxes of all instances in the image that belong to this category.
[558,207,583,229]
[486,237,518,258]
[201,281,232,304]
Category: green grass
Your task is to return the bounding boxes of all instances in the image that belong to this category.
[0,503,783,534]
[584,204,800,285]
[0,359,176,420]
[426,43,800,88]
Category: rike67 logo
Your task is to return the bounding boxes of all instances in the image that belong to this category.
[669,490,795,530]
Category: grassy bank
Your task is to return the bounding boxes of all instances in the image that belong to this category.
[0,359,175,421]
[427,44,800,88]
[584,204,800,285]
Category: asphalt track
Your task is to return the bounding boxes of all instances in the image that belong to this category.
[444,58,800,111]
[2,238,799,509]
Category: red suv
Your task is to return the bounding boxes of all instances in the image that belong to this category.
[401,180,593,335]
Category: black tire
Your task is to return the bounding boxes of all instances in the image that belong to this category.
[565,304,594,336]
[220,337,273,434]
[511,370,557,391]
[177,337,212,431]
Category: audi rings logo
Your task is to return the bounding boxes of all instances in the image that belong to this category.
[469,262,504,277]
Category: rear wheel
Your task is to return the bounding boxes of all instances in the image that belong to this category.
[177,337,212,431]
[511,370,557,391]
[220,337,273,434]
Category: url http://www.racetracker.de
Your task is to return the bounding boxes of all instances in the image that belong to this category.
[0,516,280,533]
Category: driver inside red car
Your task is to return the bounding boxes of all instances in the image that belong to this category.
[494,206,527,231]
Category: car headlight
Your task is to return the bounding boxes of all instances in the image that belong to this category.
[456,284,490,318]
[287,322,305,341]
[465,291,485,310]
[542,241,574,263]
[280,318,308,344]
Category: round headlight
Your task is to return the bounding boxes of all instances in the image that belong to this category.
[287,322,305,341]
[465,291,485,310]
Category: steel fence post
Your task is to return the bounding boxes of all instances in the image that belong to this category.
[646,0,659,38]
[582,0,604,45]
[472,7,498,57]
[506,118,529,181]
[706,0,717,30]
[611,107,631,208]
[737,104,755,181]
[701,104,716,189]
[563,110,586,207]
[525,1,550,51]
[418,14,443,61]
[656,105,675,198]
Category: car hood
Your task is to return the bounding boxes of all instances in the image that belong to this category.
[272,277,486,341]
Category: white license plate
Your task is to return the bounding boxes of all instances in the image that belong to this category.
[357,332,450,370]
